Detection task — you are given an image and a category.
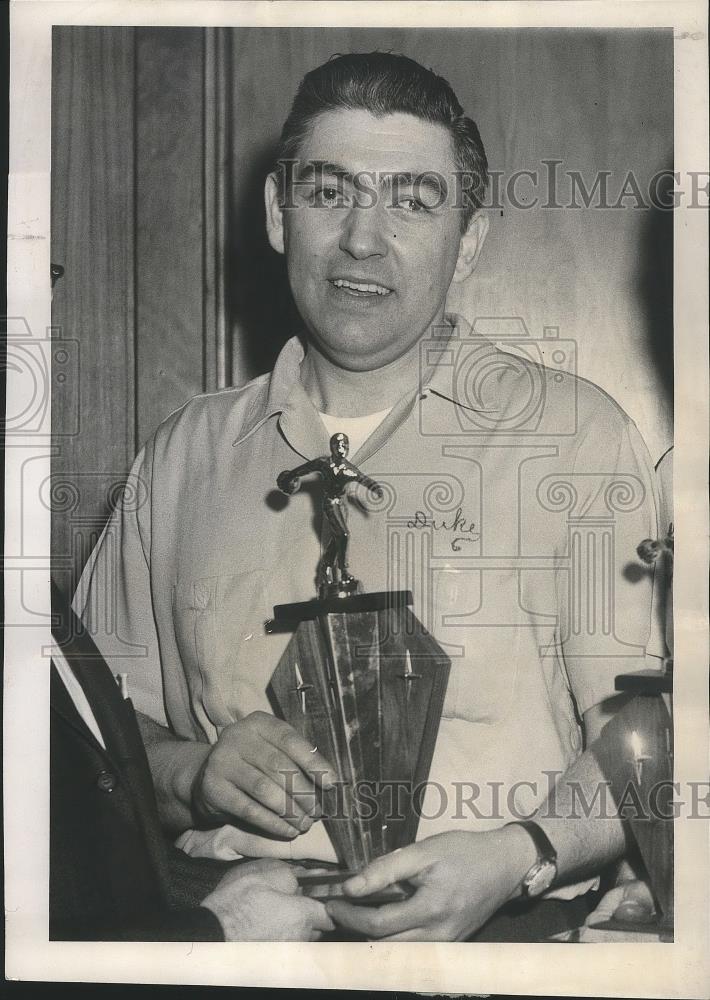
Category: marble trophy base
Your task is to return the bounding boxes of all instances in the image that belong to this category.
[267,589,450,903]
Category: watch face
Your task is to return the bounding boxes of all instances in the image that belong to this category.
[526,861,557,897]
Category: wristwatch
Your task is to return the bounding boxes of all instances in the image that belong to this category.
[505,820,558,898]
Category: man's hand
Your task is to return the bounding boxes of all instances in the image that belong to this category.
[201,859,335,941]
[326,827,535,941]
[191,712,337,839]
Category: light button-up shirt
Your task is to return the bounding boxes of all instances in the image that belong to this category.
[75,317,661,896]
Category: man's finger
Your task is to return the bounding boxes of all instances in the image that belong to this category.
[266,723,337,787]
[277,895,336,938]
[342,845,424,896]
[230,760,311,830]
[302,898,336,933]
[250,746,324,818]
[207,779,303,840]
[381,927,429,942]
[326,897,423,938]
[291,865,331,878]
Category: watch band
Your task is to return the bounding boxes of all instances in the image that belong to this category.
[505,820,558,898]
[506,820,557,864]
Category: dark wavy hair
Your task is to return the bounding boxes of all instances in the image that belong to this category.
[276,52,489,231]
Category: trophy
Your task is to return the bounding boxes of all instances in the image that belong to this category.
[266,433,450,901]
[589,679,673,939]
[588,527,674,940]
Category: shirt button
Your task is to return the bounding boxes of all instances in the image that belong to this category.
[96,769,118,793]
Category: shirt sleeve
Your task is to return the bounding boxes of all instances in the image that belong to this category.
[559,404,662,716]
[72,439,169,727]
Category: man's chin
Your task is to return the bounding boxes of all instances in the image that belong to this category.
[306,329,414,373]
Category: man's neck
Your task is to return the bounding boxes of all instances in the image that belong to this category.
[300,320,452,418]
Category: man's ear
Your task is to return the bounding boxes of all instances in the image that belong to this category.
[452,211,489,283]
[264,172,285,255]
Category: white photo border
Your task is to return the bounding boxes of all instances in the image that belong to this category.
[5,1,709,995]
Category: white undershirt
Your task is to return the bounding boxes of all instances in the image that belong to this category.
[319,407,392,456]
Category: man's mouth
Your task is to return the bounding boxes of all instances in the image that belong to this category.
[330,278,392,297]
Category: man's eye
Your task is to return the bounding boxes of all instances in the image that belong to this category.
[396,197,426,213]
[313,186,345,207]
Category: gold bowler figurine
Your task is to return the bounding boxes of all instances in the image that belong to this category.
[277,432,383,598]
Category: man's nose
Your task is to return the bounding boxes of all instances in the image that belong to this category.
[338,202,389,260]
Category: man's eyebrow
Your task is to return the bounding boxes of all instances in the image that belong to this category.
[295,160,353,183]
[293,162,448,197]
[380,171,448,198]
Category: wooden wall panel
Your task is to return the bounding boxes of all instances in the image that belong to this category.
[134,28,207,448]
[51,26,136,595]
[203,28,233,392]
[441,29,674,462]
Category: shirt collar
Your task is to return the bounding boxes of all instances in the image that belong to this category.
[232,312,494,448]
[421,312,496,411]
[231,336,306,447]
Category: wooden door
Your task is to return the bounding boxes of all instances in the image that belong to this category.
[51,26,234,595]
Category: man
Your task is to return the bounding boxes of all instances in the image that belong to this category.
[74,53,661,940]
[51,584,333,941]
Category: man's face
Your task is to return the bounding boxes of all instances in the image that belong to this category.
[266,109,484,372]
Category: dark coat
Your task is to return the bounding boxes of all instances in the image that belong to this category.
[50,587,228,941]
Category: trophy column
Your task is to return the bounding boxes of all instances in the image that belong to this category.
[266,435,450,899]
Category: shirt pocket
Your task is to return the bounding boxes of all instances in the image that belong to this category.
[173,576,232,735]
[172,569,277,736]
[432,568,520,724]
